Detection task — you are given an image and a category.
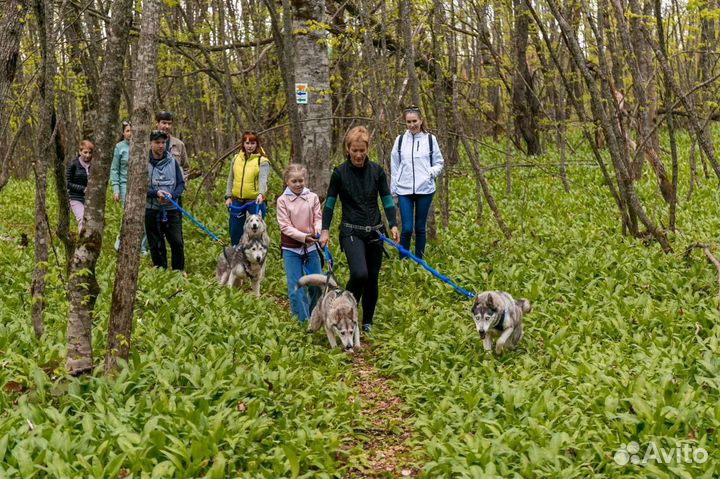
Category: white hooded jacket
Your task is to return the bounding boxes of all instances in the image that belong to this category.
[390,130,444,196]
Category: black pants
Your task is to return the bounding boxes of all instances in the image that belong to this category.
[145,208,184,271]
[340,234,383,326]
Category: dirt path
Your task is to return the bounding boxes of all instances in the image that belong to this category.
[345,345,423,478]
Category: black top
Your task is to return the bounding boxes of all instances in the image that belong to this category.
[66,157,89,203]
[322,157,397,238]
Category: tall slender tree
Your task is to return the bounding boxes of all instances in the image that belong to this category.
[66,0,135,375]
[105,0,162,373]
[291,0,333,195]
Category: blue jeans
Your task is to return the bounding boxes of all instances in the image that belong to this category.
[283,248,323,322]
[398,193,435,259]
[229,199,268,246]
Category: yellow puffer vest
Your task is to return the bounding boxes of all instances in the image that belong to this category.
[231,152,268,199]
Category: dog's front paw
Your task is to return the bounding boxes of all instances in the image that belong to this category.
[483,337,493,352]
[494,343,505,355]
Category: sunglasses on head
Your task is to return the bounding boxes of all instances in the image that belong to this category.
[403,106,421,113]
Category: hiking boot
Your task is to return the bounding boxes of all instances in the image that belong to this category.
[362,323,372,334]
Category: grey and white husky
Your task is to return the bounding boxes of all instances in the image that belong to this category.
[472,291,531,355]
[216,238,268,297]
[241,212,269,245]
[297,274,360,352]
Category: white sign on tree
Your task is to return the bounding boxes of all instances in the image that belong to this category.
[295,83,308,104]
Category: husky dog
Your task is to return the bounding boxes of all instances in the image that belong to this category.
[472,291,531,355]
[216,238,268,297]
[241,212,269,245]
[297,274,360,352]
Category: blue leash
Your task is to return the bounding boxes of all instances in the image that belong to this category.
[323,244,334,272]
[162,195,225,245]
[229,201,258,217]
[378,234,476,299]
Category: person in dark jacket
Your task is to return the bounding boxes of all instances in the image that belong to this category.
[319,126,399,333]
[145,130,186,271]
[67,139,94,231]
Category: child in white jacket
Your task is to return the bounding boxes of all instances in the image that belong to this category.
[390,106,445,259]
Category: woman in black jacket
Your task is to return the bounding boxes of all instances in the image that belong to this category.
[319,126,400,333]
[67,140,94,231]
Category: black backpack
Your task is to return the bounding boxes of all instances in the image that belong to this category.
[397,133,434,166]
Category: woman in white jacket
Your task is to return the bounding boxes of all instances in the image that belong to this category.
[390,106,444,259]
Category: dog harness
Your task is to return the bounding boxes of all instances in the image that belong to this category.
[493,309,511,332]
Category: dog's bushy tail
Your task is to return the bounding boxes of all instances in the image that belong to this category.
[516,299,532,314]
[297,273,337,290]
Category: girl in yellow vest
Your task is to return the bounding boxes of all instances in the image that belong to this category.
[224,131,270,245]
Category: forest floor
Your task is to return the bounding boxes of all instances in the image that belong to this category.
[1,147,719,477]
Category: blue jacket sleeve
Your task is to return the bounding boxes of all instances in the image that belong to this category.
[172,160,186,198]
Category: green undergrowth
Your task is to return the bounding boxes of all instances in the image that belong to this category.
[0,179,366,477]
[371,138,720,477]
[1,131,720,477]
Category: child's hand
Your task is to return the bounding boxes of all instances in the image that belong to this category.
[305,235,317,245]
[225,198,232,208]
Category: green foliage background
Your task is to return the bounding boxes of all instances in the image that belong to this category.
[1,135,719,477]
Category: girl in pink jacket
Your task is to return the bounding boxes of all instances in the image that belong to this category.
[276,164,323,322]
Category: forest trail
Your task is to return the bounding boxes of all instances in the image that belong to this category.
[345,345,422,478]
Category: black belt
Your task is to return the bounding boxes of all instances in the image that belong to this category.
[342,222,383,233]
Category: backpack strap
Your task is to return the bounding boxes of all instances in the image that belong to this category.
[396,134,403,160]
[428,133,434,167]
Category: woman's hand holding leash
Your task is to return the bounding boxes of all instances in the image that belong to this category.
[158,190,171,205]
[319,230,330,247]
[224,197,232,208]
[256,193,265,205]
[390,226,399,243]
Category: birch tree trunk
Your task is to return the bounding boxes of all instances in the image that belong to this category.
[291,0,333,196]
[66,0,134,375]
[30,0,57,338]
[105,0,161,374]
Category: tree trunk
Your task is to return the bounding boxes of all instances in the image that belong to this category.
[106,0,161,374]
[546,0,671,253]
[399,0,421,108]
[627,0,720,181]
[291,0,333,196]
[265,0,303,164]
[51,107,74,268]
[0,0,28,192]
[0,0,26,122]
[511,0,541,155]
[30,0,57,338]
[654,0,679,230]
[66,0,134,375]
[610,0,672,202]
